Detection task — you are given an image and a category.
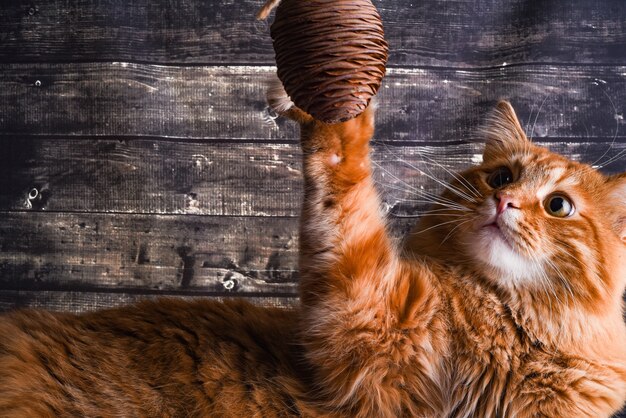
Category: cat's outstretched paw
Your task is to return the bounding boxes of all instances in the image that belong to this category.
[266,78,313,125]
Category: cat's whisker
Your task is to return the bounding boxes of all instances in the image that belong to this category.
[409,185,474,208]
[422,207,471,213]
[412,156,480,202]
[417,153,482,199]
[397,158,477,204]
[385,207,467,218]
[374,146,478,204]
[411,217,469,235]
[398,212,469,218]
[524,104,534,140]
[558,250,610,299]
[375,181,429,198]
[439,217,476,246]
[399,203,469,213]
[529,94,550,141]
[371,160,441,198]
[535,257,564,309]
[376,185,467,209]
[595,145,626,168]
[590,85,620,167]
[374,180,470,212]
[420,190,470,208]
[544,256,575,304]
[531,257,559,328]
[388,197,458,207]
[371,157,477,211]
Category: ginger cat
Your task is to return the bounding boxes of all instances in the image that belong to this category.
[1,92,625,417]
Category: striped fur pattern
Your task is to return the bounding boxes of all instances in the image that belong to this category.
[0,97,624,417]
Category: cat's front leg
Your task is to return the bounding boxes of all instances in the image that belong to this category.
[267,85,396,304]
[296,105,394,306]
[269,87,443,417]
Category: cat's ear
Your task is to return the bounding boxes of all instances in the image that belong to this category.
[605,173,626,242]
[481,101,529,161]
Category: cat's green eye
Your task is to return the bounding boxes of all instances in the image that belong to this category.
[487,166,514,189]
[544,194,575,218]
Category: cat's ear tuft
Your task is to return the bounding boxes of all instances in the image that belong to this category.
[605,173,626,242]
[480,101,529,161]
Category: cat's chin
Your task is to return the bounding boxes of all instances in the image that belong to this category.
[468,224,543,284]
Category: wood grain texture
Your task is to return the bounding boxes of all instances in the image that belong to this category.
[0,0,625,67]
[0,63,625,142]
[0,212,300,295]
[0,140,303,216]
[0,210,413,299]
[0,139,623,217]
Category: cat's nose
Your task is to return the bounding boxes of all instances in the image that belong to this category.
[495,192,520,215]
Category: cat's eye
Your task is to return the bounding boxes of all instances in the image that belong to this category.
[487,167,514,189]
[544,194,575,218]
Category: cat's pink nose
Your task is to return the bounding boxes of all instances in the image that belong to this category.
[495,192,520,215]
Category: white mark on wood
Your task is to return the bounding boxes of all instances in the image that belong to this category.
[471,154,483,164]
[286,164,301,174]
[386,68,426,75]
[185,193,201,214]
[223,278,236,291]
[125,79,157,92]
[23,188,40,209]
[192,154,210,170]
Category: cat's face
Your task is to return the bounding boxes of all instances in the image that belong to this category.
[412,102,626,309]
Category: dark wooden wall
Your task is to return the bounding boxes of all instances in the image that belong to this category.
[0,1,624,310]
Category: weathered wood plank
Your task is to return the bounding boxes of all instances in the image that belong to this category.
[0,140,303,216]
[0,0,274,64]
[0,212,301,294]
[0,290,298,313]
[0,211,414,296]
[1,0,625,67]
[382,0,626,68]
[0,139,622,216]
[1,64,625,142]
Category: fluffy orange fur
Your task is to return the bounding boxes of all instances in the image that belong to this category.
[1,97,625,417]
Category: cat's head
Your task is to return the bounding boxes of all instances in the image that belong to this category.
[409,101,626,316]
